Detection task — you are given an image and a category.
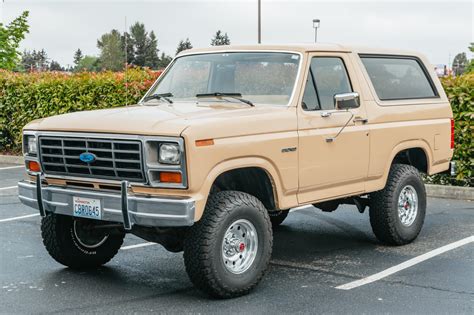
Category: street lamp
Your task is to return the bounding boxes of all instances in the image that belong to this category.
[313,19,320,43]
[258,0,261,44]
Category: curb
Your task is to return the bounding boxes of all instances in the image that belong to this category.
[0,155,24,165]
[426,184,473,201]
[0,154,472,200]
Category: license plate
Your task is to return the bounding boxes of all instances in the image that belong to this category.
[73,196,102,220]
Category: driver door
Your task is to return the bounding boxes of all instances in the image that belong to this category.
[297,53,369,204]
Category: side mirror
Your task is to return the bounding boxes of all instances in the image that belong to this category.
[334,92,360,110]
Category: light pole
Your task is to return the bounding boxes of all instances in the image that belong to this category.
[313,19,320,43]
[258,0,261,44]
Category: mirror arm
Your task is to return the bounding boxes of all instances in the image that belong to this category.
[325,110,354,143]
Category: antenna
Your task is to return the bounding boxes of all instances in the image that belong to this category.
[124,16,128,106]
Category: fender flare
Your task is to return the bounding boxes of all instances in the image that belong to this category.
[381,139,433,185]
[194,157,284,221]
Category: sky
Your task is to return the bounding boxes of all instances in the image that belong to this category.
[1,0,472,67]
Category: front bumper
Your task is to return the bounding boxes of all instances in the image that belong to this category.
[18,179,195,228]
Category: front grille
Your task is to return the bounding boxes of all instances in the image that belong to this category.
[39,136,145,182]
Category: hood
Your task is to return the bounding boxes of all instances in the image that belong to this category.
[23,103,289,137]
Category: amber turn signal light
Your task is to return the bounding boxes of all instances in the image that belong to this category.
[28,161,41,172]
[195,139,214,147]
[159,171,182,183]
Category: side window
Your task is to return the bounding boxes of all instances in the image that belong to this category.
[360,55,438,101]
[302,57,353,111]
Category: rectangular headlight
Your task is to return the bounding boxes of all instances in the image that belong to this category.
[25,136,37,155]
[159,143,180,165]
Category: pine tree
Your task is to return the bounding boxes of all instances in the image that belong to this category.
[157,52,172,69]
[20,49,49,72]
[211,30,230,46]
[21,49,35,71]
[73,48,83,67]
[49,60,63,71]
[145,31,160,68]
[121,32,134,65]
[452,52,468,75]
[176,38,193,55]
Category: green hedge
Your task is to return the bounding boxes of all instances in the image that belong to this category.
[0,70,472,186]
[426,74,473,187]
[0,67,161,152]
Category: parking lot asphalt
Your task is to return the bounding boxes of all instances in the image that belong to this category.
[0,163,473,314]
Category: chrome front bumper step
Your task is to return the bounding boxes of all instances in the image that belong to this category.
[18,178,195,228]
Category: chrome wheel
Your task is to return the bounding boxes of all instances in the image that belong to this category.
[398,185,418,227]
[73,220,109,249]
[222,219,258,274]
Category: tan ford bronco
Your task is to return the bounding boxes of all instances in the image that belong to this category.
[18,44,455,298]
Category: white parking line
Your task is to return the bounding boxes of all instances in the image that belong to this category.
[336,235,474,290]
[0,213,40,223]
[0,186,18,191]
[0,165,23,170]
[121,242,156,250]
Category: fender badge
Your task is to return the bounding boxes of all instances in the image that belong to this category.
[281,147,297,153]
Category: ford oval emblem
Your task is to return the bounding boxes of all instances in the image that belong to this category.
[79,152,96,163]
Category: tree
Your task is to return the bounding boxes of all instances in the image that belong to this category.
[176,38,193,55]
[97,29,125,71]
[35,49,48,71]
[211,30,230,46]
[121,31,134,65]
[76,55,100,72]
[466,43,474,73]
[157,52,172,69]
[127,22,160,68]
[130,22,147,66]
[452,52,468,76]
[49,60,64,71]
[20,49,35,71]
[145,31,160,68]
[73,49,83,67]
[21,49,48,72]
[0,11,30,70]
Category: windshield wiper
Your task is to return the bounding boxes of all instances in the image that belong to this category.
[196,92,254,107]
[142,93,174,104]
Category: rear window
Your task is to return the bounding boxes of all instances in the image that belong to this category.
[360,55,438,101]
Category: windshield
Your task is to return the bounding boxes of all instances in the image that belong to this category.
[145,52,301,106]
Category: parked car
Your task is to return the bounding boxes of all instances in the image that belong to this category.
[18,44,455,298]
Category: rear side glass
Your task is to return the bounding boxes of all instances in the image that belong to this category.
[360,56,438,101]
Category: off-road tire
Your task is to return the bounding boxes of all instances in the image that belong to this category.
[183,191,273,298]
[268,210,289,228]
[41,213,125,269]
[369,164,426,245]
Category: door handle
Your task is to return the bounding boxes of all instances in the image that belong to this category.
[320,111,331,118]
[353,117,368,124]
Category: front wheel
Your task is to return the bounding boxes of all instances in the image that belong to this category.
[41,213,125,269]
[369,164,426,245]
[183,191,273,298]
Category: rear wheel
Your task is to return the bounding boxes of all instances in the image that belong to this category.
[41,213,125,269]
[183,191,272,298]
[369,164,426,245]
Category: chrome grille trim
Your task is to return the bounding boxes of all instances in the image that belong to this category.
[39,136,146,183]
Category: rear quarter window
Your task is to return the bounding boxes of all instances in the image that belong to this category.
[360,55,438,101]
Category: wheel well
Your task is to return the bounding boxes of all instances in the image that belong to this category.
[211,167,276,210]
[392,148,428,173]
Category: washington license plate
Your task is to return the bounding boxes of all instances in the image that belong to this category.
[73,197,102,220]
